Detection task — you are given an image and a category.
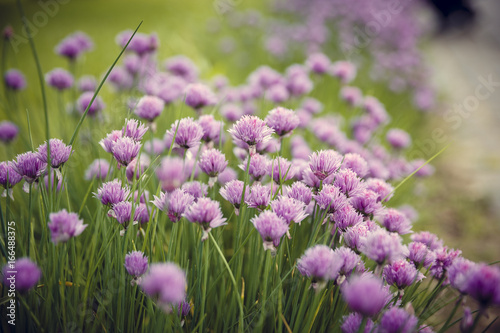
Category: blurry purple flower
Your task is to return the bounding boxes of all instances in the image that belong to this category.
[218,166,237,185]
[343,222,378,252]
[156,156,187,192]
[0,121,19,143]
[48,209,87,244]
[411,232,443,251]
[94,179,130,206]
[460,307,473,332]
[429,247,462,280]
[341,313,374,333]
[350,189,383,216]
[360,229,407,265]
[4,69,26,91]
[341,274,390,317]
[266,84,289,103]
[2,258,41,292]
[301,97,323,114]
[408,242,436,268]
[184,83,217,110]
[164,55,199,82]
[126,155,150,183]
[134,203,150,225]
[386,129,411,149]
[448,257,475,293]
[123,119,148,142]
[298,245,342,288]
[410,159,435,177]
[37,138,72,168]
[334,247,364,279]
[251,210,288,254]
[77,92,105,117]
[220,103,244,122]
[135,95,164,122]
[460,263,500,307]
[45,68,74,90]
[78,75,97,92]
[378,307,418,333]
[330,61,357,84]
[143,138,165,155]
[378,208,412,235]
[341,153,369,178]
[184,197,226,241]
[398,204,419,223]
[198,115,223,144]
[306,53,330,74]
[248,65,282,89]
[0,161,22,192]
[140,263,187,313]
[340,86,363,107]
[108,66,133,91]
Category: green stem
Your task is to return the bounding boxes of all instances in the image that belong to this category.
[256,250,272,331]
[199,239,209,333]
[209,233,244,332]
[439,296,463,333]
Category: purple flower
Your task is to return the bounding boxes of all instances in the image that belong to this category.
[386,129,411,149]
[124,251,148,278]
[164,55,199,82]
[330,61,357,84]
[349,189,383,216]
[301,97,323,114]
[135,95,164,122]
[123,119,148,142]
[248,65,282,89]
[126,155,150,183]
[99,130,122,153]
[13,152,46,184]
[181,181,208,201]
[265,107,299,137]
[269,157,295,184]
[4,69,26,91]
[286,73,313,97]
[152,189,194,223]
[108,66,133,91]
[112,137,141,167]
[429,247,461,280]
[184,83,217,110]
[448,257,475,293]
[245,183,271,210]
[220,103,244,122]
[183,197,227,241]
[340,86,363,107]
[228,115,274,154]
[341,274,390,317]
[410,159,435,177]
[306,53,330,74]
[109,201,132,225]
[78,75,97,92]
[377,208,412,235]
[165,117,203,150]
[48,209,87,244]
[314,184,348,214]
[365,178,394,202]
[360,229,407,265]
[77,92,105,116]
[239,154,270,182]
[251,210,289,254]
[140,263,187,313]
[266,84,290,104]
[334,247,364,279]
[0,161,22,190]
[45,68,74,90]
[334,168,363,197]
[411,232,443,251]
[460,263,500,307]
[220,180,248,213]
[332,204,363,231]
[286,181,312,205]
[271,196,308,225]
[343,222,378,252]
[2,258,41,292]
[218,166,237,185]
[36,138,72,168]
[408,242,435,268]
[309,150,343,181]
[198,115,223,144]
[364,96,390,126]
[199,148,228,179]
[156,156,188,192]
[341,313,374,333]
[298,245,342,288]
[134,203,150,224]
[378,307,418,333]
[94,179,130,206]
[341,153,369,178]
[0,121,19,143]
[55,36,82,60]
[383,260,423,289]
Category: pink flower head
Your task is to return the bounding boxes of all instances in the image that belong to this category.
[360,229,407,265]
[198,148,228,178]
[45,68,74,90]
[0,121,19,143]
[124,251,148,278]
[184,83,217,110]
[341,274,390,317]
[48,209,87,244]
[183,197,227,241]
[77,92,105,116]
[271,195,308,225]
[286,181,312,205]
[13,152,47,184]
[123,119,148,142]
[314,184,348,214]
[309,150,343,181]
[0,161,22,190]
[156,156,188,192]
[341,153,369,178]
[135,95,164,122]
[165,117,203,150]
[306,53,331,74]
[219,180,249,213]
[36,138,72,168]
[265,107,299,137]
[330,61,357,84]
[2,258,41,292]
[245,183,271,210]
[269,157,295,184]
[340,86,363,107]
[383,259,423,289]
[94,179,130,206]
[228,115,274,154]
[112,137,141,167]
[298,245,342,288]
[239,153,270,182]
[4,69,26,91]
[332,204,363,231]
[164,55,199,82]
[378,208,412,235]
[349,189,383,216]
[251,210,289,254]
[333,168,363,198]
[386,128,411,149]
[198,115,223,144]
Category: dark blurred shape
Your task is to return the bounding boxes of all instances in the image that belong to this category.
[426,0,476,33]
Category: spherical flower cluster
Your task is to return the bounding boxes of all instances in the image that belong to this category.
[45,68,74,90]
[198,148,228,181]
[219,180,247,214]
[239,153,270,182]
[245,183,271,210]
[152,189,194,223]
[377,208,412,235]
[360,229,407,265]
[140,263,187,313]
[0,161,22,191]
[36,139,73,169]
[271,196,308,225]
[124,251,149,280]
[264,107,299,137]
[228,115,274,154]
[184,83,217,110]
[298,245,342,289]
[2,258,41,292]
[94,179,130,206]
[251,210,288,254]
[378,307,418,333]
[4,69,26,91]
[183,197,227,241]
[48,209,87,245]
[309,150,343,181]
[135,95,164,122]
[77,92,105,116]
[383,259,423,289]
[268,157,295,184]
[165,117,204,150]
[341,274,390,317]
[13,152,47,184]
